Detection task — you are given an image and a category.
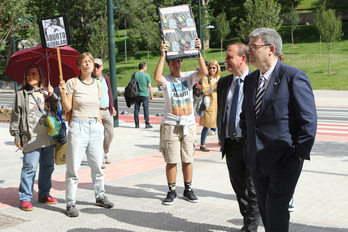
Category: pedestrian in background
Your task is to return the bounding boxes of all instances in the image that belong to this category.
[199,60,221,152]
[92,58,117,169]
[59,52,114,217]
[10,64,59,211]
[134,62,153,128]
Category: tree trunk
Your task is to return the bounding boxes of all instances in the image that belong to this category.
[328,47,332,73]
[147,49,150,64]
[291,30,294,47]
[220,39,223,58]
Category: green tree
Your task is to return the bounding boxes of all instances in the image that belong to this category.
[284,6,300,47]
[0,0,32,62]
[87,13,110,61]
[125,0,160,62]
[238,0,283,42]
[277,0,301,14]
[215,12,230,58]
[314,5,343,73]
[56,1,108,53]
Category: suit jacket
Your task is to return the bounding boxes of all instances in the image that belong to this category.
[240,60,317,172]
[217,69,251,158]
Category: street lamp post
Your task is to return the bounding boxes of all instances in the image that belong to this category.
[124,20,127,63]
[107,0,119,127]
[198,0,202,53]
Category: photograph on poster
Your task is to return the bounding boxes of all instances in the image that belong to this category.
[159,4,200,61]
[38,15,71,49]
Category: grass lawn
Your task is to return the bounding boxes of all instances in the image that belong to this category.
[109,23,348,90]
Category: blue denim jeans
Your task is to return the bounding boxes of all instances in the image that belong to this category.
[19,144,55,201]
[134,96,150,125]
[65,118,105,206]
[200,127,209,145]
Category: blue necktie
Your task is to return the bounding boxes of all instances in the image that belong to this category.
[255,76,265,119]
[228,78,240,138]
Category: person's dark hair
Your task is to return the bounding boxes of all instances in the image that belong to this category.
[166,59,183,65]
[21,64,45,90]
[139,62,147,70]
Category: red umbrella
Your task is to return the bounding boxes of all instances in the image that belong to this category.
[3,45,80,87]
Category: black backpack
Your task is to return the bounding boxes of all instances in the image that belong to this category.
[124,72,139,108]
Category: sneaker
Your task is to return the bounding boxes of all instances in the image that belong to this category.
[96,195,114,208]
[135,124,139,128]
[66,204,79,217]
[38,195,58,204]
[183,189,198,203]
[163,191,177,205]
[20,201,33,211]
[288,205,295,212]
[104,156,111,164]
[101,163,106,169]
[145,124,153,129]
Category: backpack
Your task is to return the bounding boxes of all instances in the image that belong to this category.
[124,72,139,108]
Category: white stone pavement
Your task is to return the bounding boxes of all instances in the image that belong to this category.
[0,90,347,231]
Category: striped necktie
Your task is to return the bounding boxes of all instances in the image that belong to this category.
[255,76,265,119]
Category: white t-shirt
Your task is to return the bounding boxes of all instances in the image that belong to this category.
[66,77,103,118]
[160,71,197,125]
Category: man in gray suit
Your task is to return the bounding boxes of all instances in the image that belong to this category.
[217,43,260,232]
[240,28,317,232]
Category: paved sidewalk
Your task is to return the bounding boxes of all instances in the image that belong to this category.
[0,90,347,231]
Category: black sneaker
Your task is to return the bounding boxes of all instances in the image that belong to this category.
[66,204,79,217]
[183,189,198,203]
[96,195,114,208]
[162,191,177,205]
[145,124,153,129]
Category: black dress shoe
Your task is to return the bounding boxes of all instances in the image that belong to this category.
[135,124,139,128]
[145,124,153,128]
[199,146,210,152]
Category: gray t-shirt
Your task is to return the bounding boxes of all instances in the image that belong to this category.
[66,78,103,118]
[160,71,197,125]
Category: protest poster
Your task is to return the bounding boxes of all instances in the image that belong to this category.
[38,15,72,49]
[158,4,199,61]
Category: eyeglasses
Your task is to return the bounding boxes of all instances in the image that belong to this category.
[248,44,271,51]
[94,65,100,69]
[209,67,216,70]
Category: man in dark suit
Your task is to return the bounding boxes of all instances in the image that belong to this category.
[240,28,317,232]
[217,43,260,232]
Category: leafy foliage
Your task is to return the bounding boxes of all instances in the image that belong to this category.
[314,5,343,73]
[87,12,111,61]
[214,12,231,57]
[284,6,300,46]
[238,0,283,42]
[0,0,32,60]
[56,0,107,53]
